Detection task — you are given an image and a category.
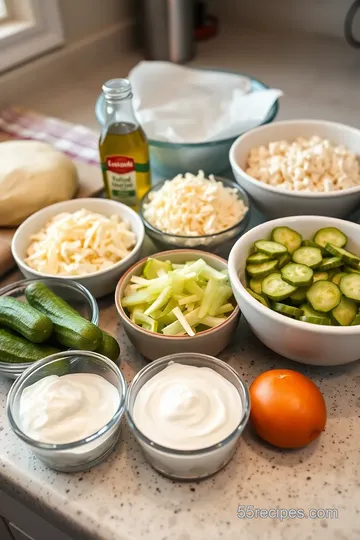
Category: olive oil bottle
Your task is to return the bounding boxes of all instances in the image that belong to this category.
[99,79,151,209]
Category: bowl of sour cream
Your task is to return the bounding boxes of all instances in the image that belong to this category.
[6,351,127,472]
[125,353,250,480]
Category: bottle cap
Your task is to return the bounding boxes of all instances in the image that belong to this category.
[102,79,132,100]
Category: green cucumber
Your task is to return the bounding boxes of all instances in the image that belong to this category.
[246,252,272,264]
[246,259,279,278]
[0,297,53,343]
[344,266,360,275]
[261,273,296,301]
[271,227,302,253]
[254,240,287,257]
[246,288,269,308]
[325,244,360,265]
[317,257,343,271]
[290,287,308,304]
[249,277,263,295]
[332,296,357,326]
[25,282,101,351]
[292,246,323,269]
[96,330,120,362]
[314,227,347,249]
[313,272,329,282]
[278,253,292,269]
[306,281,341,313]
[331,272,348,286]
[339,273,360,302]
[299,316,332,326]
[0,328,59,364]
[272,302,304,318]
[281,263,313,287]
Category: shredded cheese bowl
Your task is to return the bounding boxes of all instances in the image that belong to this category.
[230,119,360,219]
[12,199,145,298]
[115,250,240,361]
[139,174,250,256]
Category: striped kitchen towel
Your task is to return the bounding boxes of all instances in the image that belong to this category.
[0,106,99,165]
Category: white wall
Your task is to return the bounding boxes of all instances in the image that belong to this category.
[208,0,360,40]
[59,0,133,43]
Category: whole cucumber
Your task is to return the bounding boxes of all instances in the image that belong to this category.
[0,296,53,343]
[96,330,120,362]
[25,282,101,351]
[0,328,60,363]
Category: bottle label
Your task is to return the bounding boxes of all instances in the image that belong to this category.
[104,155,137,206]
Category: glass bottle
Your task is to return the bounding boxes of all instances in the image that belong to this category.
[99,78,151,209]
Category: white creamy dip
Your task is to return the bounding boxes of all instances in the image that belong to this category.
[133,363,242,451]
[19,373,120,444]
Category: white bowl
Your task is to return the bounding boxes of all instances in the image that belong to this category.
[229,120,360,219]
[228,215,360,366]
[12,198,145,298]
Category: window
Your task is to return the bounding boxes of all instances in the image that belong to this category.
[0,0,64,73]
[0,0,8,19]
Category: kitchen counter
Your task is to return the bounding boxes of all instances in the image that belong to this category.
[0,265,359,540]
[1,27,360,540]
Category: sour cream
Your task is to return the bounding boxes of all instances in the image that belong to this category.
[19,373,120,444]
[133,363,243,451]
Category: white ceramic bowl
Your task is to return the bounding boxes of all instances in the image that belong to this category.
[12,198,145,298]
[229,120,360,219]
[228,215,360,366]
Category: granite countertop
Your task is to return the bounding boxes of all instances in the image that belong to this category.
[0,262,359,540]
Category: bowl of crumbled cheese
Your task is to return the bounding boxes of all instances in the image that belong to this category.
[12,199,145,298]
[139,171,250,256]
[229,119,360,219]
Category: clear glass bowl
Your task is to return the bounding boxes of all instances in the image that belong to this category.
[6,351,126,472]
[126,352,250,480]
[0,279,99,379]
[139,176,251,257]
[95,70,280,177]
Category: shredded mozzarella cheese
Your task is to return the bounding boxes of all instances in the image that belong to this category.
[142,171,248,237]
[25,209,137,276]
[246,136,360,193]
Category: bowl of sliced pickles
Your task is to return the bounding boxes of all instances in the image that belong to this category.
[115,250,240,360]
[228,216,360,366]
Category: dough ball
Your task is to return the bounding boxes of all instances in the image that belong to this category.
[0,141,79,227]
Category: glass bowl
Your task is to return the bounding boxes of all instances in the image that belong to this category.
[0,278,99,379]
[125,352,250,480]
[139,176,251,257]
[95,69,280,177]
[6,351,127,472]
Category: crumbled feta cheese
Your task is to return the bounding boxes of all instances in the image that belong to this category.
[25,209,136,276]
[246,136,360,193]
[143,171,248,237]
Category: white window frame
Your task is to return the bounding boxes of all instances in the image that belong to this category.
[0,0,64,73]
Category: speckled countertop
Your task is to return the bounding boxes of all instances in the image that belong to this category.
[0,256,359,540]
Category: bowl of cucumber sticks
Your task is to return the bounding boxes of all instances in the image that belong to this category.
[228,216,360,366]
[115,250,240,360]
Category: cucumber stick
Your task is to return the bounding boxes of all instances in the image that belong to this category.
[0,296,53,343]
[25,282,101,351]
[0,328,59,364]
